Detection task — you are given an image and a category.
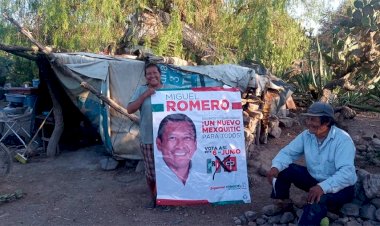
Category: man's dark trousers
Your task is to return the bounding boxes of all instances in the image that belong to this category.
[271,164,354,225]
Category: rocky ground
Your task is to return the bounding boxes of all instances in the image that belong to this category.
[0,111,379,226]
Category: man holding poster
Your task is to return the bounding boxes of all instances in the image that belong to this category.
[156,113,197,185]
[152,87,251,205]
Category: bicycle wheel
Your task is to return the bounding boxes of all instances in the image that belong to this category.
[0,142,12,177]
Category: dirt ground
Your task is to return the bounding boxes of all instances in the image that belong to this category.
[0,111,380,226]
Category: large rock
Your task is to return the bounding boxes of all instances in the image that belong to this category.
[360,204,376,220]
[239,214,248,225]
[352,135,365,145]
[279,212,295,224]
[362,131,376,141]
[341,203,360,217]
[255,217,266,225]
[346,219,363,226]
[267,214,281,224]
[327,212,340,221]
[356,144,368,152]
[278,117,294,128]
[258,164,270,177]
[372,198,380,208]
[372,138,380,150]
[262,204,282,216]
[269,126,282,138]
[335,217,350,225]
[363,220,380,226]
[363,173,380,199]
[244,211,258,222]
[99,157,119,171]
[375,208,380,221]
[354,183,368,205]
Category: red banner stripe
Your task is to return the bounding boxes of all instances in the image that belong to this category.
[232,102,242,109]
[157,199,210,206]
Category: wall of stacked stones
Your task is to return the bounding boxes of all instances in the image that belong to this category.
[233,168,380,226]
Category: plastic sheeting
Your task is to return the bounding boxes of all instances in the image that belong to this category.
[50,53,287,159]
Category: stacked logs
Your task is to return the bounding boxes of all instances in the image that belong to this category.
[242,85,300,160]
[242,88,286,156]
[242,94,263,153]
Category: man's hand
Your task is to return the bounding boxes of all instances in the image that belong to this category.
[307,185,324,204]
[266,167,279,185]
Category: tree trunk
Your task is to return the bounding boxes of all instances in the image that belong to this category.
[120,9,218,62]
[38,55,64,157]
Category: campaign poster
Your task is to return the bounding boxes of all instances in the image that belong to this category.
[152,87,251,205]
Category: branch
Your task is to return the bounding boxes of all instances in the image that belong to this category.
[3,13,140,124]
[3,12,51,54]
[51,58,140,124]
[0,43,37,61]
[0,43,37,52]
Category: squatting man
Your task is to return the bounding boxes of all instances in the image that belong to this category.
[266,102,357,225]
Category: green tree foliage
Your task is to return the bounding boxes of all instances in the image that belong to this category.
[0,1,38,86]
[0,55,36,86]
[1,0,309,77]
[1,0,133,85]
[1,0,134,52]
[138,0,309,74]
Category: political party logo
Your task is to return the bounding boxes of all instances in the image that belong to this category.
[207,155,237,180]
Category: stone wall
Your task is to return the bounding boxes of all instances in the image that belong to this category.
[233,168,380,226]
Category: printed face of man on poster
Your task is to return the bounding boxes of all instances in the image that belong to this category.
[156,113,197,185]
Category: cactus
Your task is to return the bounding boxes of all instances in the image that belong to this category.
[354,0,364,8]
[351,0,379,31]
[316,0,380,107]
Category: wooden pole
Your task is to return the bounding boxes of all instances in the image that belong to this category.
[2,13,139,124]
[2,13,140,156]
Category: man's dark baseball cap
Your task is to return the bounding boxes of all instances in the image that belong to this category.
[302,102,334,118]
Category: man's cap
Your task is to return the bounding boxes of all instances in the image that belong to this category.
[302,102,334,118]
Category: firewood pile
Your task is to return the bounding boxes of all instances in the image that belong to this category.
[242,90,263,152]
[241,84,300,157]
[242,88,281,155]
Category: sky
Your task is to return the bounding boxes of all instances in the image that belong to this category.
[289,0,345,34]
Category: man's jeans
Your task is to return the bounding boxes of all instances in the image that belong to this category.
[271,164,354,225]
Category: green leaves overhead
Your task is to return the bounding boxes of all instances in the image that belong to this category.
[1,0,133,52]
[1,0,308,76]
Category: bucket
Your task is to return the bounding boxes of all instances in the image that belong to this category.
[24,95,37,108]
[32,79,40,88]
